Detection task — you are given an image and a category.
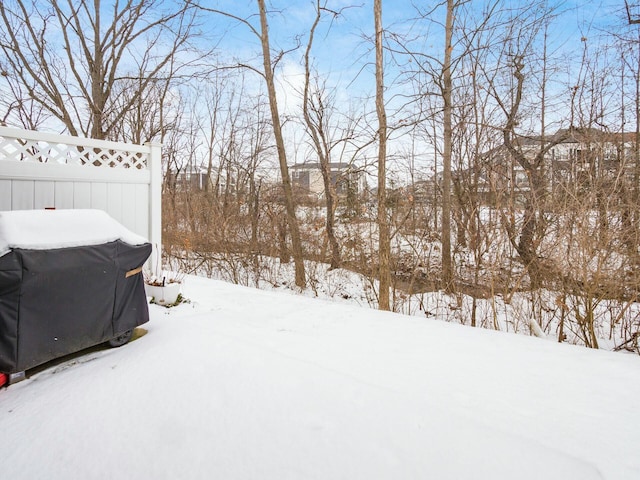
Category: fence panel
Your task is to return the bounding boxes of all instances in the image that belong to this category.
[0,126,162,270]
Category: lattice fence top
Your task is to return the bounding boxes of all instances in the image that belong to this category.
[0,128,149,170]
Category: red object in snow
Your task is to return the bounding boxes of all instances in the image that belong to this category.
[0,373,7,388]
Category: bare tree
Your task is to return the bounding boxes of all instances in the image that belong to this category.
[477,3,568,289]
[374,0,391,310]
[256,0,305,287]
[610,15,640,256]
[302,1,342,270]
[189,0,307,287]
[498,57,568,288]
[393,1,503,292]
[441,0,455,292]
[300,1,367,270]
[0,0,202,139]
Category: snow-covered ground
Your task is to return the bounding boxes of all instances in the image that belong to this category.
[1,274,639,479]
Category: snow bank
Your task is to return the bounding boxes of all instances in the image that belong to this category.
[2,275,639,479]
[0,209,147,256]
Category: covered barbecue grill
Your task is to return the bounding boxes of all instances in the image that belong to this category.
[0,209,152,377]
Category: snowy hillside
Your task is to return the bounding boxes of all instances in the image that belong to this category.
[1,275,639,479]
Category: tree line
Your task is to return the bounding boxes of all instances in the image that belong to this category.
[2,0,640,350]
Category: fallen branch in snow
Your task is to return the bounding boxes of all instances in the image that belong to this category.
[614,332,639,352]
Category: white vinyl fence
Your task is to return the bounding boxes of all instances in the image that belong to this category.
[0,126,162,269]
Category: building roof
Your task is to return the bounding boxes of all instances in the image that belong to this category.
[517,127,636,146]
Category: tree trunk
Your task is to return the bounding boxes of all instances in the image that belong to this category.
[257,0,305,287]
[374,0,391,311]
[90,0,105,139]
[502,56,567,290]
[441,0,455,292]
[320,161,342,269]
[516,168,545,289]
[302,3,341,270]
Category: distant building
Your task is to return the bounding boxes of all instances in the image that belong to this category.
[290,162,366,199]
[480,127,637,204]
[171,166,235,193]
[515,127,633,175]
[415,127,638,207]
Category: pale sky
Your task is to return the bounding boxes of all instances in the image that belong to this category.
[191,0,637,174]
[201,1,631,93]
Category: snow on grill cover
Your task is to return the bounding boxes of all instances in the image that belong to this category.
[0,209,152,373]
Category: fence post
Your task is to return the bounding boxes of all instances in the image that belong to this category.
[146,141,163,274]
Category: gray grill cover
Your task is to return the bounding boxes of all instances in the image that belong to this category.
[0,240,151,373]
